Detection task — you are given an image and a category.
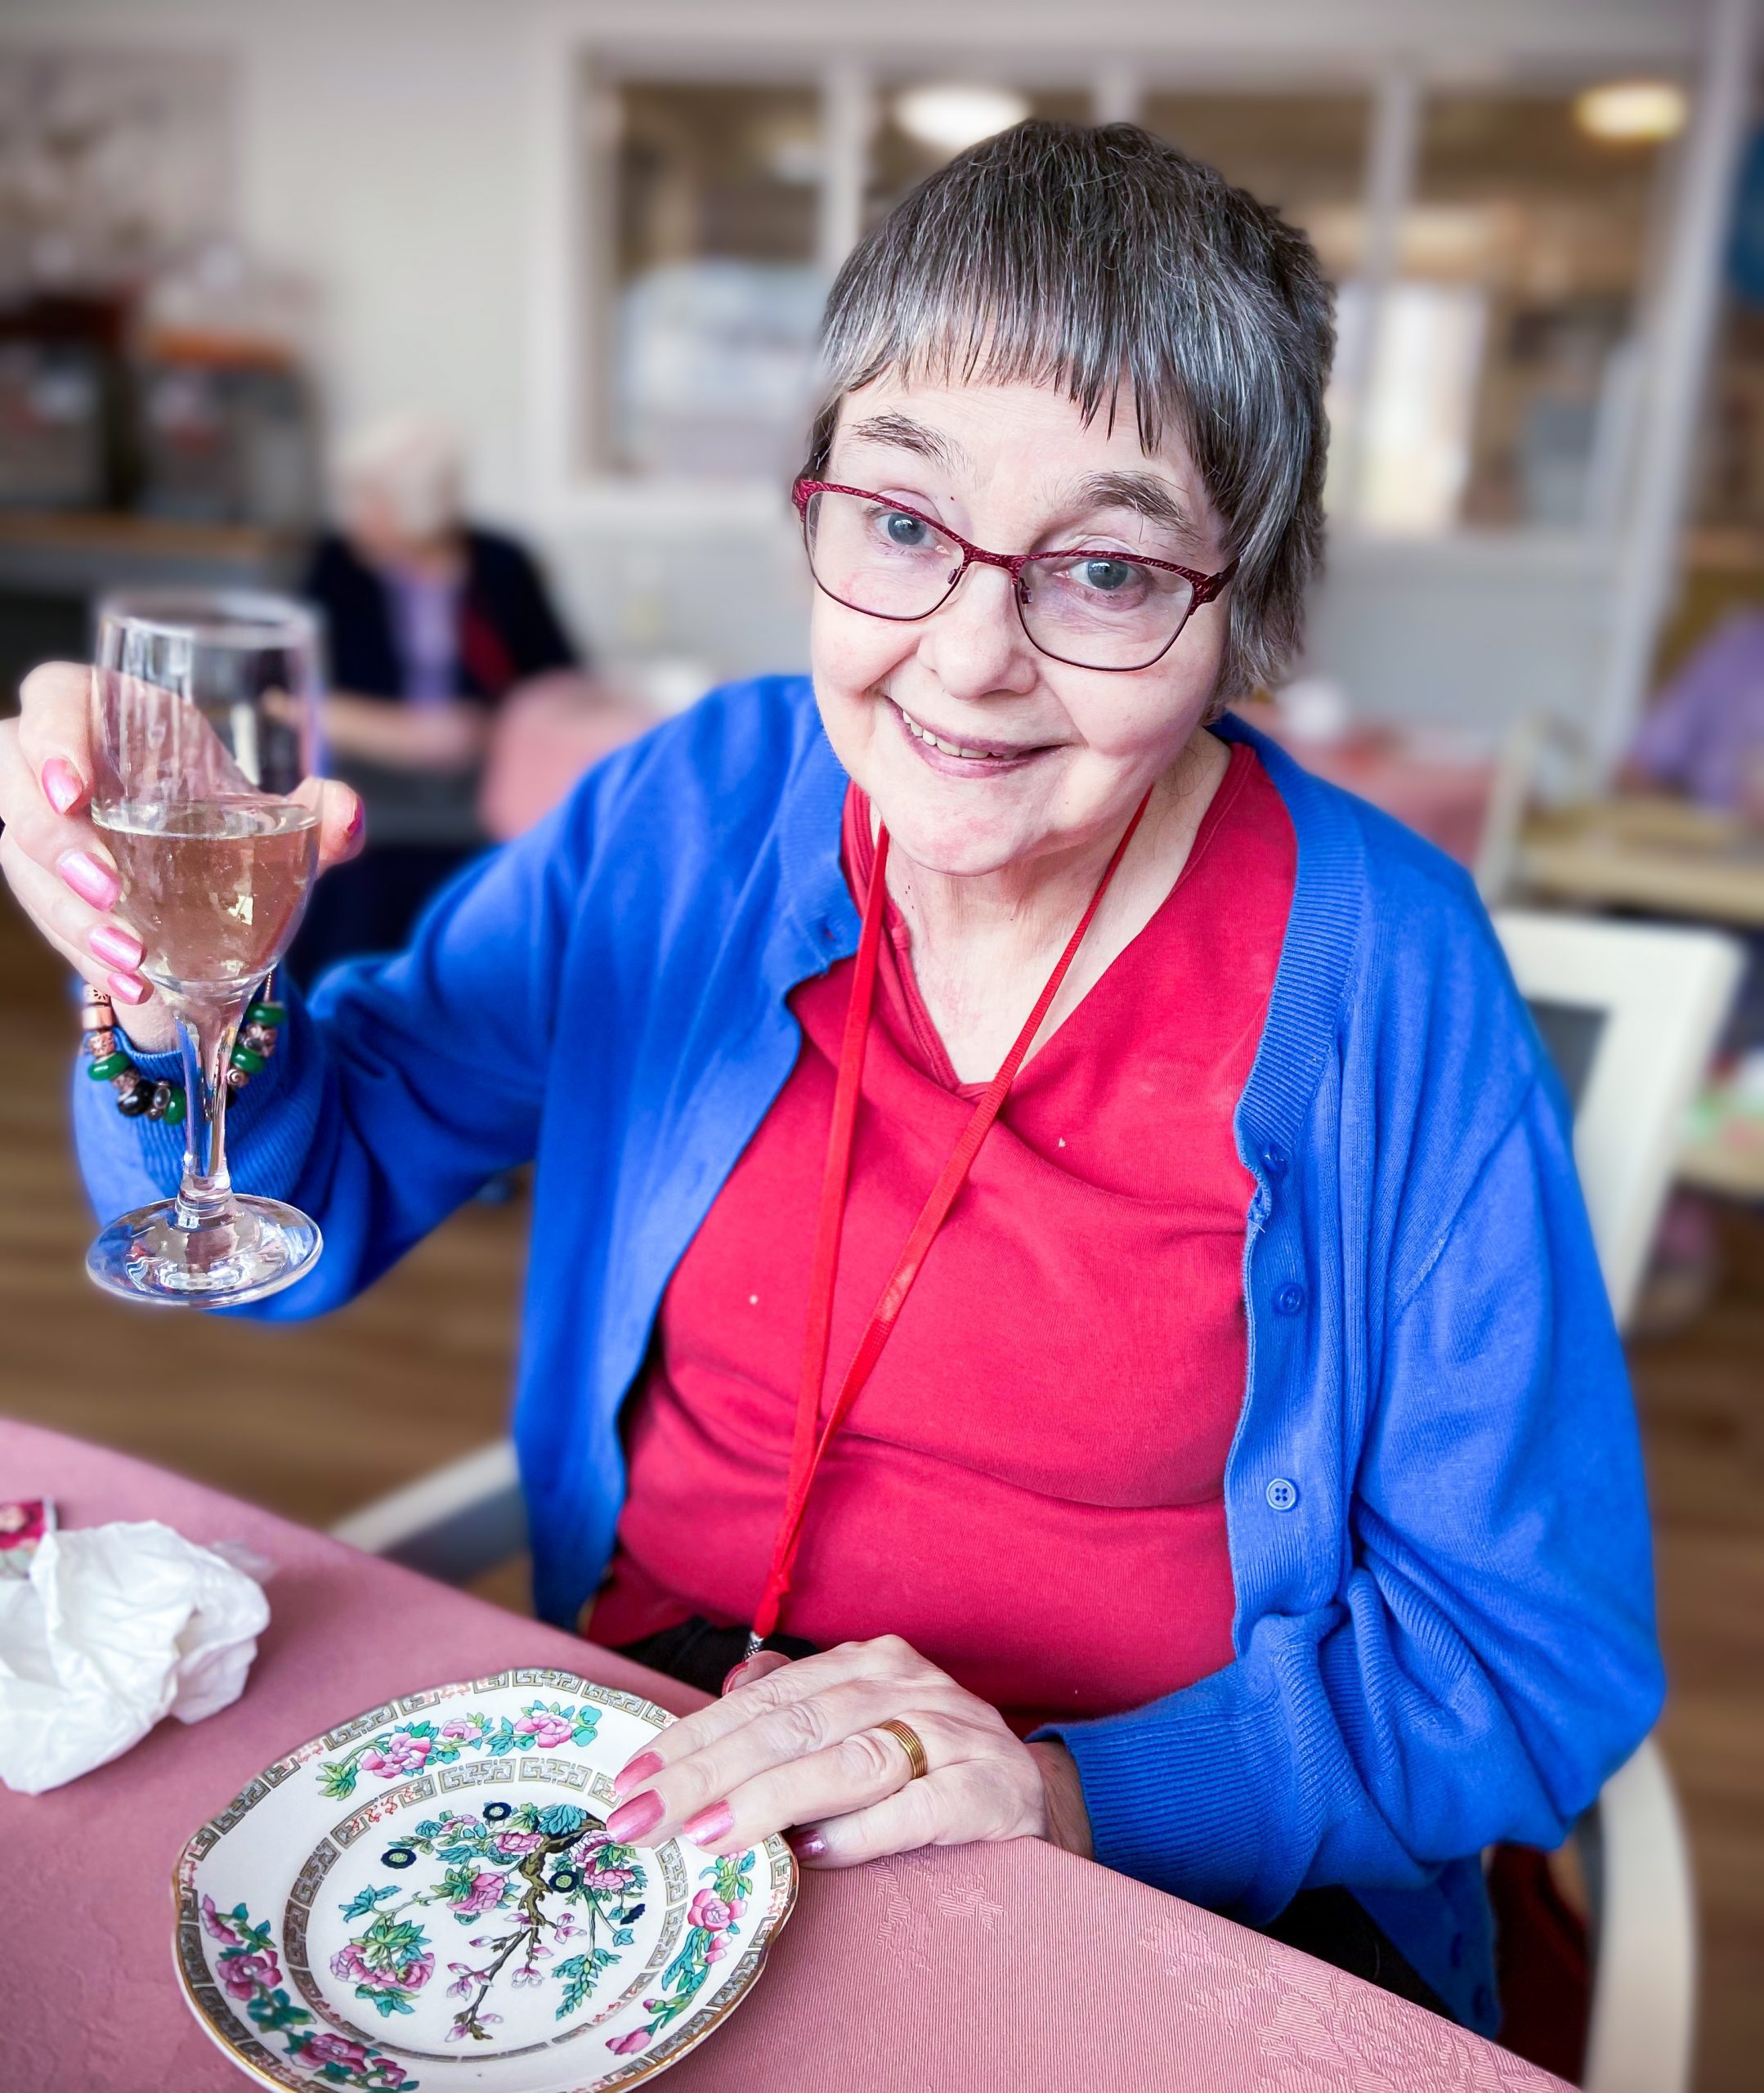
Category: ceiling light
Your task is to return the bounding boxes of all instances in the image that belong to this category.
[1573,80,1689,143]
[893,83,1032,155]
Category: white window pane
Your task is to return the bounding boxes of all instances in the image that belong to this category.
[1381,88,1677,531]
[865,85,1091,227]
[610,82,824,480]
[1141,92,1372,283]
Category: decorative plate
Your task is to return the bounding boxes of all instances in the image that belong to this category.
[173,1669,796,2091]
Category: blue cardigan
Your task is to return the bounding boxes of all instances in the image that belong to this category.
[77,676,1662,2034]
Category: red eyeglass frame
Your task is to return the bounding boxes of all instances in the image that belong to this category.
[792,477,1237,672]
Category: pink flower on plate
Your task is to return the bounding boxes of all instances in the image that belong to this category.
[607,2029,651,2055]
[302,2033,369,2070]
[221,1948,281,2000]
[705,1938,728,1964]
[512,1964,544,1989]
[687,1889,734,1934]
[451,1871,507,1917]
[360,1731,432,1778]
[330,1941,434,1994]
[199,1896,243,1947]
[493,1830,547,1857]
[585,1864,635,1894]
[513,1711,574,1749]
[440,1716,485,1741]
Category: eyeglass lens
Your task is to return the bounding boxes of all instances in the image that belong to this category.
[803,489,1198,670]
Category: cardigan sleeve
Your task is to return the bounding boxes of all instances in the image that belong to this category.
[1038,1075,1663,1920]
[72,782,593,1318]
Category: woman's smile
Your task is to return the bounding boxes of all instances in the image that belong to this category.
[886,695,1060,775]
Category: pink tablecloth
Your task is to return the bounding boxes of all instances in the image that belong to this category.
[0,1422,1562,2092]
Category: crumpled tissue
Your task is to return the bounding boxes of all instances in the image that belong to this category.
[0,1519,270,1795]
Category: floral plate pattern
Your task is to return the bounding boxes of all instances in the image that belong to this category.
[173,1671,796,2092]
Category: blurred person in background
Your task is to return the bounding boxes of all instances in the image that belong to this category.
[289,410,585,980]
[1622,606,1764,822]
[4,122,1659,2047]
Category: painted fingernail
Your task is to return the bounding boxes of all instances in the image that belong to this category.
[59,850,119,910]
[108,971,151,1006]
[345,796,365,840]
[787,1828,826,1862]
[612,1750,663,1799]
[604,1790,663,1844]
[682,1801,733,1849]
[89,923,143,969]
[42,758,83,814]
[720,1661,750,1695]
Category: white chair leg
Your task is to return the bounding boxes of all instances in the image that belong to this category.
[330,1438,525,1585]
[1578,1735,1697,2093]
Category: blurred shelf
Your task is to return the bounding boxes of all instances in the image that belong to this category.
[0,508,307,598]
[1679,1132,1764,1201]
[1517,798,1764,930]
[1682,525,1764,575]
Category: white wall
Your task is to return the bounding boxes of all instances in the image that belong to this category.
[4,0,1718,733]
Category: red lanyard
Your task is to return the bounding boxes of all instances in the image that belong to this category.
[750,790,1153,1643]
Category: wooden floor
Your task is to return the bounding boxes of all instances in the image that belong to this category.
[1,889,1759,2091]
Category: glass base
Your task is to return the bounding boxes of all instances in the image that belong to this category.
[87,1195,322,1308]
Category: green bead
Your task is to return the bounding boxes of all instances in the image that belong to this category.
[87,1051,132,1081]
[245,1000,286,1029]
[230,1043,267,1075]
[162,1087,187,1125]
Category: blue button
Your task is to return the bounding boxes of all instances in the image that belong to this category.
[1274,1281,1306,1316]
[1265,1477,1298,1513]
[1260,1142,1288,1177]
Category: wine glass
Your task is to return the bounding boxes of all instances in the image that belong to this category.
[85,589,325,1306]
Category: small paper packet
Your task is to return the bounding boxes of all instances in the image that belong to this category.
[0,1499,55,1580]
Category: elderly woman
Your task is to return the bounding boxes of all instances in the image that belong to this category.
[1,123,1657,2038]
[292,411,584,979]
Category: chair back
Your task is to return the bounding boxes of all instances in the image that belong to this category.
[1493,909,1743,1328]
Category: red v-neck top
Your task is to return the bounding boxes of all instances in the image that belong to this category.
[589,742,1296,1730]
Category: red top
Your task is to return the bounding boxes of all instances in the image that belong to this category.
[589,742,1296,1730]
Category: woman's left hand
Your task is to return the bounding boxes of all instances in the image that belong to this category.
[603,1634,1093,1868]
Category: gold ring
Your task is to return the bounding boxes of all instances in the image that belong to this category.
[875,1717,929,1782]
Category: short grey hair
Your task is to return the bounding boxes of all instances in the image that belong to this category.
[804,120,1334,703]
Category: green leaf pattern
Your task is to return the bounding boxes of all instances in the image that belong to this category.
[198,1894,419,2089]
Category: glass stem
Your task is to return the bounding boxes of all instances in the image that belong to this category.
[171,993,248,1233]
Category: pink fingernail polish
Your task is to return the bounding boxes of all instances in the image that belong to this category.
[60,850,119,910]
[345,796,365,840]
[683,1801,732,1848]
[108,971,151,1006]
[90,923,143,969]
[604,1790,663,1844]
[612,1750,663,1799]
[720,1661,750,1695]
[787,1828,826,1862]
[42,758,83,815]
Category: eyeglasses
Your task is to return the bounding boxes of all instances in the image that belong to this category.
[793,478,1236,674]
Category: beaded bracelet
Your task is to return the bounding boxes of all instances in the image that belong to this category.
[79,975,287,1123]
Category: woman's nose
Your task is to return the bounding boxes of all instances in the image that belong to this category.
[916,562,1040,699]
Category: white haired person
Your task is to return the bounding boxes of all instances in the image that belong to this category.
[292,410,584,977]
[4,123,1658,2041]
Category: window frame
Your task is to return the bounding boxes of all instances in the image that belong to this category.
[524,11,1694,552]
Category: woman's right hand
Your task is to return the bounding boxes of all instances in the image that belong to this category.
[0,661,366,1056]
